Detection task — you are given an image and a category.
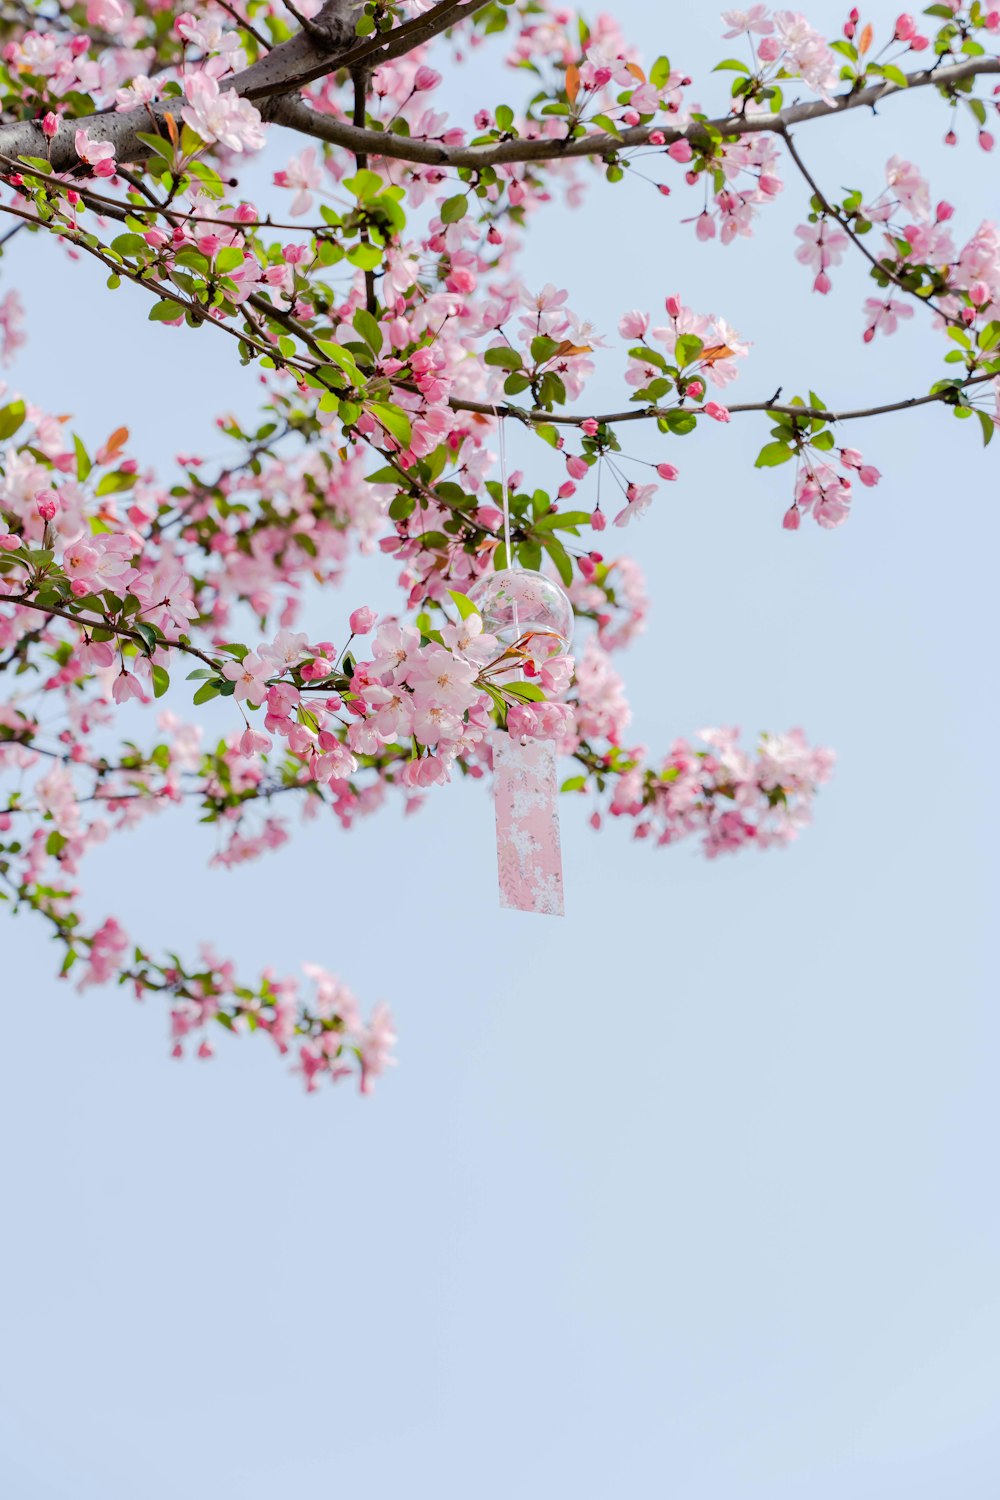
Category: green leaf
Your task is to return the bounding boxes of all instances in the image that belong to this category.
[505,681,545,703]
[674,333,704,368]
[345,169,383,202]
[590,113,622,139]
[110,232,148,258]
[978,410,995,447]
[215,246,244,273]
[152,664,170,698]
[369,402,412,448]
[561,775,588,793]
[315,340,362,387]
[347,242,383,271]
[755,440,795,468]
[440,194,468,224]
[544,534,573,587]
[193,680,221,705]
[132,622,158,656]
[484,346,523,370]
[530,335,560,364]
[532,422,560,447]
[448,589,479,620]
[95,471,137,496]
[148,299,185,323]
[352,307,383,354]
[0,399,26,441]
[136,131,174,162]
[74,435,92,482]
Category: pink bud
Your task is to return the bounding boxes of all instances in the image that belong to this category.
[782,505,801,531]
[894,13,916,42]
[649,130,665,146]
[936,200,955,222]
[858,465,880,487]
[813,269,831,295]
[566,454,589,480]
[349,606,377,635]
[0,534,21,551]
[979,131,995,152]
[665,293,683,318]
[686,378,705,399]
[413,66,442,92]
[557,482,576,499]
[36,491,57,521]
[41,112,59,138]
[591,508,606,532]
[656,463,679,481]
[580,418,599,436]
[667,139,693,163]
[704,402,730,423]
[945,130,958,147]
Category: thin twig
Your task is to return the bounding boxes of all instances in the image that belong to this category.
[780,124,959,328]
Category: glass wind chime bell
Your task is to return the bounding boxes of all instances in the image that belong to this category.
[468,567,574,657]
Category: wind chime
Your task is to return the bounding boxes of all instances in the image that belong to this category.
[468,416,574,919]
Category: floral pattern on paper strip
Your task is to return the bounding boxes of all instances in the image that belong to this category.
[491,729,564,917]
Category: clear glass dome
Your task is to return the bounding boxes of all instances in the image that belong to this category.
[468,568,574,655]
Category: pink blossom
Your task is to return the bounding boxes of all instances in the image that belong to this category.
[722,6,774,38]
[74,128,116,177]
[222,652,272,703]
[349,606,377,635]
[182,71,265,153]
[413,66,442,92]
[111,670,143,704]
[613,482,656,528]
[273,147,322,216]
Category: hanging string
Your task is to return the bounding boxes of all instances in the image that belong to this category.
[494,406,520,642]
[496,405,512,564]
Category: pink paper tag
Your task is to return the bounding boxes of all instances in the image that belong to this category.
[491,729,564,917]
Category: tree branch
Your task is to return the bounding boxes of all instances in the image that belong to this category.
[0,19,993,179]
[779,124,959,327]
[271,55,1000,168]
[449,374,996,429]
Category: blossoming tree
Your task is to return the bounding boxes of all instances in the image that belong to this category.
[0,0,997,1091]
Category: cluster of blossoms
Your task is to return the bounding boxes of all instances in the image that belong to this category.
[0,0,996,1088]
[597,725,836,855]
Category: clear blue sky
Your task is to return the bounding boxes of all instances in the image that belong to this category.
[1,5,998,1495]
